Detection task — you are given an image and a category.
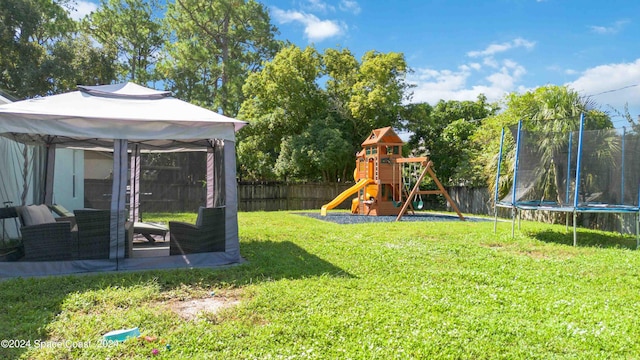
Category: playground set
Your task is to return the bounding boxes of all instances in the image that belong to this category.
[320,127,464,221]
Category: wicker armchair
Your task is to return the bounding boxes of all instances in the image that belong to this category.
[22,222,74,261]
[16,205,74,261]
[169,207,225,255]
[74,210,134,259]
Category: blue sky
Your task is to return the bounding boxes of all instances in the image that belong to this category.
[73,0,640,127]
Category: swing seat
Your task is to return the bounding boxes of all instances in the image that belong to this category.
[392,198,422,209]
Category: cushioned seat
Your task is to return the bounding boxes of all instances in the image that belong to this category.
[17,204,74,261]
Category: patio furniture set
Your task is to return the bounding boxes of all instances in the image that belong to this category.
[0,205,225,261]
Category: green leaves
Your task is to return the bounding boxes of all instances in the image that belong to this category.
[83,0,164,84]
[403,95,497,186]
[237,45,411,182]
[162,0,280,116]
[0,0,76,97]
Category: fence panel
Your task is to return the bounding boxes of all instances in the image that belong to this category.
[85,180,353,213]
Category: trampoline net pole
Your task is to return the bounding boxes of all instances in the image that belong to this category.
[494,128,505,233]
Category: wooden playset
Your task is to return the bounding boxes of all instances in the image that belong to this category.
[321,127,464,221]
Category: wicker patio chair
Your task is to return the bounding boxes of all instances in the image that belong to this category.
[169,206,226,255]
[21,222,74,261]
[16,205,75,261]
[74,210,134,259]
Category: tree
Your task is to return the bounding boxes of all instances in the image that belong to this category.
[160,0,280,116]
[46,33,118,92]
[403,95,498,185]
[83,0,165,84]
[236,44,413,182]
[237,45,326,180]
[324,49,412,153]
[275,116,352,182]
[0,0,76,97]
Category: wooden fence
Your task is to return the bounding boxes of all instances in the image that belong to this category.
[85,180,354,213]
[85,180,637,234]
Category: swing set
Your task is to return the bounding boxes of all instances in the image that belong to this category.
[393,157,465,221]
[391,159,423,210]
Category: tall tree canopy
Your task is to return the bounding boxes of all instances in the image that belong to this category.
[47,33,118,92]
[160,0,280,116]
[0,0,76,97]
[324,48,412,153]
[83,0,165,84]
[237,45,326,180]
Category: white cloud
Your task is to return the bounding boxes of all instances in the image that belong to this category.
[412,67,471,92]
[408,58,527,104]
[487,61,526,89]
[568,59,640,114]
[339,0,361,15]
[469,63,482,71]
[547,65,579,76]
[272,7,344,42]
[66,0,98,21]
[302,0,334,13]
[467,37,536,58]
[483,57,499,68]
[407,37,534,105]
[590,19,630,34]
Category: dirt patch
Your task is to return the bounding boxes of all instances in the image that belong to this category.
[516,249,551,259]
[167,293,241,321]
[482,243,506,249]
[482,242,575,261]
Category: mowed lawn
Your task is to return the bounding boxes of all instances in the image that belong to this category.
[2,211,640,359]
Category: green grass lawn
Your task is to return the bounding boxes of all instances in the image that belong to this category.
[1,211,640,359]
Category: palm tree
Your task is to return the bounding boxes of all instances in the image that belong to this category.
[521,86,613,204]
[483,85,614,206]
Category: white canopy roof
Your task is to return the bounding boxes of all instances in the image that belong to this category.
[0,82,246,150]
[0,83,243,277]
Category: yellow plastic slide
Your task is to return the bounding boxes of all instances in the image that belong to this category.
[321,178,374,216]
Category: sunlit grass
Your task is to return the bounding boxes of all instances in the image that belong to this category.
[1,211,640,359]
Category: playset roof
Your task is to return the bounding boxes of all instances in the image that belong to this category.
[361,126,403,146]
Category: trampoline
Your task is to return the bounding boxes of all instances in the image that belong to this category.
[494,114,640,247]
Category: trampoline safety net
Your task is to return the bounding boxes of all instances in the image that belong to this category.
[499,120,640,211]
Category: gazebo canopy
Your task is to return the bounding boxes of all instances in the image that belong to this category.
[0,82,245,150]
[0,83,245,278]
